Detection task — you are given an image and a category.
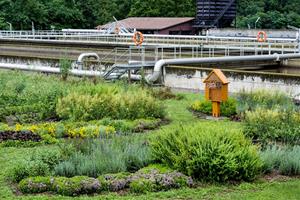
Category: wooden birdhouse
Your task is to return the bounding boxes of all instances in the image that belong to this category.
[203,69,229,117]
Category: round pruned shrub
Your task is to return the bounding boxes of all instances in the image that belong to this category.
[191,97,237,117]
[151,123,262,182]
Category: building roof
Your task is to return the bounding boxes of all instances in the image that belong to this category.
[203,69,229,84]
[97,17,195,30]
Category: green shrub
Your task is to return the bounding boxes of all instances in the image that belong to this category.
[30,149,63,169]
[236,89,294,114]
[244,108,300,146]
[10,149,64,182]
[56,92,165,121]
[11,161,30,183]
[191,97,237,117]
[11,160,51,183]
[59,58,72,81]
[0,71,68,123]
[54,137,153,177]
[151,123,262,182]
[19,177,52,193]
[261,145,300,175]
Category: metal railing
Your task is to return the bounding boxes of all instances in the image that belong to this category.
[0,30,299,54]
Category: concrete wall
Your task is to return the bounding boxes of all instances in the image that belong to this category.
[164,67,300,99]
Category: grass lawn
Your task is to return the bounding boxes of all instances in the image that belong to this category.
[0,91,299,200]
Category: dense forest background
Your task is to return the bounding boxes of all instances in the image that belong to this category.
[0,0,299,30]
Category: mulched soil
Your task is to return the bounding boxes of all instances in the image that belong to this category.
[0,130,42,142]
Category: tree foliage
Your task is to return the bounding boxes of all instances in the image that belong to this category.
[0,0,299,30]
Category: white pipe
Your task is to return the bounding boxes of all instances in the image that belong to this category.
[0,63,103,77]
[76,53,100,70]
[77,53,100,63]
[146,53,300,83]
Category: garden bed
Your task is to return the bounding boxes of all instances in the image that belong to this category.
[0,71,299,199]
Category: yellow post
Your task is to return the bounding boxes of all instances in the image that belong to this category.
[212,101,221,118]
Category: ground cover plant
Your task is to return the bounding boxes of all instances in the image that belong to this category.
[19,165,193,196]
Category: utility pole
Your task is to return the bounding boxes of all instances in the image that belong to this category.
[287,25,300,53]
[255,17,261,29]
[6,22,12,37]
[32,21,35,35]
[6,22,12,31]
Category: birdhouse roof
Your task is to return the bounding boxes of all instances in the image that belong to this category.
[203,69,229,84]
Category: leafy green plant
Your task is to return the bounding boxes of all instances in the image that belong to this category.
[10,148,64,182]
[191,97,237,117]
[244,108,300,146]
[151,122,262,182]
[59,58,72,81]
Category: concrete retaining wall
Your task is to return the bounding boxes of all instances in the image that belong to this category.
[164,67,300,99]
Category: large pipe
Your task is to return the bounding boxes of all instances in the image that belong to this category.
[146,53,300,83]
[0,63,103,77]
[76,53,100,70]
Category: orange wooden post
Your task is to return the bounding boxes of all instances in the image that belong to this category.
[212,101,221,117]
[203,69,229,118]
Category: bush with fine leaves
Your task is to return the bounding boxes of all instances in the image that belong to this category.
[244,108,300,146]
[56,92,165,121]
[151,123,262,182]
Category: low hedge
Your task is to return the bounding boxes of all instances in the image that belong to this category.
[56,92,165,121]
[151,123,262,182]
[191,98,237,117]
[19,165,193,196]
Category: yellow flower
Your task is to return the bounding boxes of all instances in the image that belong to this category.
[29,125,38,133]
[79,127,87,138]
[15,123,22,131]
[47,125,56,137]
[105,126,116,137]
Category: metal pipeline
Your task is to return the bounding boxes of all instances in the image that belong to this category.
[76,53,100,70]
[146,53,300,83]
[0,63,103,77]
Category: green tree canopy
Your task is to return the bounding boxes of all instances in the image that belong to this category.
[0,0,299,30]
